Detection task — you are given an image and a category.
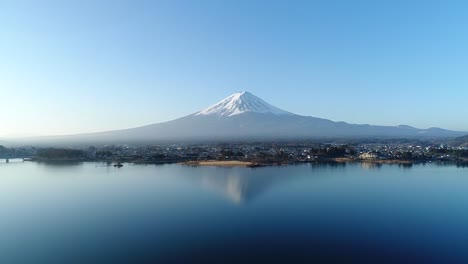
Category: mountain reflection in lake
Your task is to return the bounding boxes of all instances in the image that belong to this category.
[186,167,299,204]
[188,163,347,204]
[1,162,468,263]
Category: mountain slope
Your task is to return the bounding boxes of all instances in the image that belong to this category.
[14,91,467,145]
[450,134,468,147]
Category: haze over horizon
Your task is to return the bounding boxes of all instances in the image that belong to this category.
[2,0,468,137]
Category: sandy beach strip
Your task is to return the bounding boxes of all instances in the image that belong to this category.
[182,160,256,167]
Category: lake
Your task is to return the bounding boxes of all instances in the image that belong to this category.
[1,161,468,263]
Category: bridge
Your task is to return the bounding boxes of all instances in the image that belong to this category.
[0,156,32,162]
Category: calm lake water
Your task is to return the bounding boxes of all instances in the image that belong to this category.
[1,161,468,263]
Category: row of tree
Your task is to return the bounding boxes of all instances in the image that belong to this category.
[0,145,36,158]
[36,148,87,160]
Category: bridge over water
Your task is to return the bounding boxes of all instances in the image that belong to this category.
[0,156,32,162]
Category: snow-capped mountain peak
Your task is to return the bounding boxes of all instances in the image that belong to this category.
[194,91,293,117]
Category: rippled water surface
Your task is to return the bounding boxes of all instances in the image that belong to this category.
[1,161,467,263]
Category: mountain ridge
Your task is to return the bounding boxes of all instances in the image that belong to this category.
[6,92,467,145]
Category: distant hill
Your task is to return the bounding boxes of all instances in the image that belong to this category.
[11,91,467,146]
[450,135,468,147]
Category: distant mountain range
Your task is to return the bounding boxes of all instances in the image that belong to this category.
[8,91,467,145]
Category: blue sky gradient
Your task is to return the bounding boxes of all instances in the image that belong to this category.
[1,0,468,136]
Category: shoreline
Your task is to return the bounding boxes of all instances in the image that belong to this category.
[23,158,466,168]
[181,158,417,167]
[331,158,413,164]
[182,160,264,167]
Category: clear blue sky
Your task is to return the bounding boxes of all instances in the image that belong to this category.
[1,0,468,136]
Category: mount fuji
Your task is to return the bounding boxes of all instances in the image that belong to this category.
[193,91,293,117]
[19,91,466,144]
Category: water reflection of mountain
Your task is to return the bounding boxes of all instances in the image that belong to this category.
[360,162,382,170]
[199,169,278,204]
[186,164,343,204]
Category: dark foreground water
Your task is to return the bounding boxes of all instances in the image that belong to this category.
[1,161,468,263]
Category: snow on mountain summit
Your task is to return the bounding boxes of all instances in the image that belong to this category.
[194,91,293,117]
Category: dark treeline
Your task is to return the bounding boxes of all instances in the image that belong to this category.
[309,146,356,158]
[36,148,87,161]
[430,148,468,158]
[0,145,36,158]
